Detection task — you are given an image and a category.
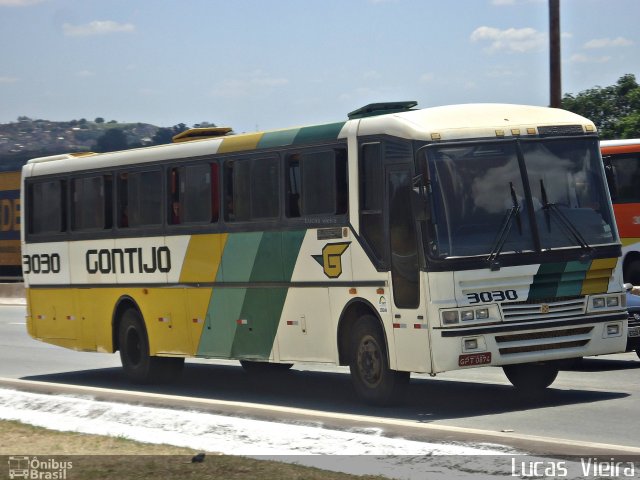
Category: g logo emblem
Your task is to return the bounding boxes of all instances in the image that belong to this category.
[313,242,350,278]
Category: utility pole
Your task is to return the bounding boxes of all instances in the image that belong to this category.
[549,0,561,107]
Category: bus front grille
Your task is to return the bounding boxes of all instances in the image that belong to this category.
[495,326,593,355]
[500,297,586,322]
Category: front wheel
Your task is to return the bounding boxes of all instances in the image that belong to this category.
[349,315,409,406]
[118,308,184,384]
[503,362,558,393]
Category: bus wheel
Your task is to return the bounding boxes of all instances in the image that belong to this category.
[349,315,409,406]
[502,362,558,393]
[240,360,293,373]
[118,308,184,383]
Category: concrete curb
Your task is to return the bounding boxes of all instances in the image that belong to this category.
[0,282,26,305]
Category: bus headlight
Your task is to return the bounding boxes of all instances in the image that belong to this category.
[606,296,619,307]
[442,311,459,325]
[440,305,499,327]
[592,297,605,308]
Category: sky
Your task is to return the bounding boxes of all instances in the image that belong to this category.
[0,0,639,134]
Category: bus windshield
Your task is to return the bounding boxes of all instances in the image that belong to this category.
[421,138,617,259]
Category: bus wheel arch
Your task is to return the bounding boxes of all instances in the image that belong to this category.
[112,296,141,353]
[337,299,409,406]
[337,299,385,366]
[113,297,184,384]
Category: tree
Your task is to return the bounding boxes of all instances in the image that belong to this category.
[561,74,640,139]
[93,128,128,152]
[95,117,105,124]
[151,123,189,145]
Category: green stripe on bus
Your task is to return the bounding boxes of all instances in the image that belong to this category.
[197,232,263,357]
[230,230,306,359]
[292,122,345,145]
[528,262,567,300]
[556,260,590,297]
[257,128,300,149]
[197,230,306,359]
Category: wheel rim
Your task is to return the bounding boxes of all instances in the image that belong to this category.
[125,327,142,367]
[357,334,383,388]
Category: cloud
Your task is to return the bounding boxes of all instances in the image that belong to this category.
[419,73,434,83]
[584,37,633,49]
[211,70,289,98]
[570,54,611,64]
[0,76,18,83]
[491,0,545,5]
[63,20,135,37]
[470,26,546,53]
[0,0,45,6]
[75,70,95,77]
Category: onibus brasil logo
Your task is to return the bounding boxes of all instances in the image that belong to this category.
[8,456,72,479]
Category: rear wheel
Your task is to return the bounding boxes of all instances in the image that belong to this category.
[503,362,558,393]
[349,315,409,406]
[118,308,184,383]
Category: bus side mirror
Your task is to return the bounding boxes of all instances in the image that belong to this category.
[603,158,618,201]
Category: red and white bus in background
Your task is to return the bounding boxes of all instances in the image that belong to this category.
[601,139,640,284]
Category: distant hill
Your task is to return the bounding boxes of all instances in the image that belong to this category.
[0,117,222,169]
[0,117,163,166]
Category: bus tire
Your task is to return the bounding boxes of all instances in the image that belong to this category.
[349,315,409,406]
[240,360,293,373]
[118,308,184,384]
[503,362,558,393]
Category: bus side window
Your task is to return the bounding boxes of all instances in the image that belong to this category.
[285,148,347,219]
[117,173,129,228]
[359,143,385,264]
[72,175,112,231]
[28,179,66,235]
[169,167,182,224]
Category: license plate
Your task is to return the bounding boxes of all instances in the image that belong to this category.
[458,352,492,367]
[629,326,640,338]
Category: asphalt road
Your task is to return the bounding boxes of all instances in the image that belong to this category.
[2,304,639,452]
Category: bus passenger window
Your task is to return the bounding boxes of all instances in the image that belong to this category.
[117,173,129,228]
[169,167,182,224]
[72,175,112,231]
[28,180,65,235]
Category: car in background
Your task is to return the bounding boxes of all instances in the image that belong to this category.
[626,289,640,359]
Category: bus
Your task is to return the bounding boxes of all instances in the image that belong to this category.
[0,157,25,280]
[21,102,628,405]
[601,139,640,284]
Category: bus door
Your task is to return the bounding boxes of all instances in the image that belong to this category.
[385,166,431,373]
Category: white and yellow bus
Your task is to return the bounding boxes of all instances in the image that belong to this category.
[21,102,628,405]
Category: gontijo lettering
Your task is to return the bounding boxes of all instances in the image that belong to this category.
[86,246,171,274]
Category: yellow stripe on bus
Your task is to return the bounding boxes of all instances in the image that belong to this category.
[580,258,617,295]
[217,133,263,154]
[179,233,228,283]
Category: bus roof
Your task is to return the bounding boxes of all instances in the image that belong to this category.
[24,103,596,177]
[600,138,640,154]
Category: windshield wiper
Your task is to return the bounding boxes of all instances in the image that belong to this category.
[487,182,522,271]
[540,179,593,261]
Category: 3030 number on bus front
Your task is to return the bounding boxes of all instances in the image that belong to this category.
[466,290,518,304]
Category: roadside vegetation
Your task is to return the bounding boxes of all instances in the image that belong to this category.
[0,420,385,480]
